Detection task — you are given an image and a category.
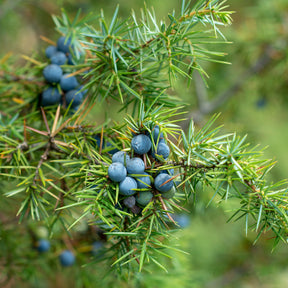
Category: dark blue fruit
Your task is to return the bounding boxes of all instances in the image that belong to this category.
[256,98,267,108]
[92,241,104,258]
[36,239,50,252]
[91,185,100,195]
[112,151,130,165]
[119,177,137,196]
[41,86,61,106]
[67,53,74,65]
[93,135,118,154]
[77,85,88,96]
[93,134,102,148]
[159,168,174,175]
[50,51,67,65]
[153,125,164,143]
[60,74,79,91]
[106,141,119,155]
[59,250,75,267]
[57,36,73,54]
[108,162,127,182]
[136,191,153,206]
[123,196,136,208]
[45,45,57,58]
[135,172,151,189]
[131,134,152,155]
[43,64,63,84]
[126,157,145,174]
[154,173,173,192]
[156,142,170,159]
[65,89,83,108]
[173,214,190,228]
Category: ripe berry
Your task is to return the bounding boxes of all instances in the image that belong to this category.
[131,134,152,155]
[67,53,74,65]
[92,241,104,257]
[36,239,50,253]
[77,85,88,96]
[93,134,102,148]
[154,173,174,192]
[59,250,75,267]
[108,162,127,182]
[45,45,57,59]
[91,185,100,195]
[135,172,151,189]
[92,241,103,251]
[93,135,118,154]
[41,86,61,106]
[106,141,119,155]
[50,51,67,65]
[123,196,136,208]
[159,168,174,175]
[153,125,164,143]
[119,177,137,196]
[173,214,190,228]
[155,142,170,159]
[126,157,145,174]
[136,191,153,206]
[43,64,63,84]
[112,151,130,165]
[65,89,83,108]
[60,74,79,91]
[57,36,73,54]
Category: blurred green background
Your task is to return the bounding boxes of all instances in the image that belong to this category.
[1,0,288,287]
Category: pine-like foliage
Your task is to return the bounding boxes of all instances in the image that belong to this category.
[0,0,287,278]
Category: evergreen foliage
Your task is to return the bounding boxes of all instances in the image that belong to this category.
[0,0,287,281]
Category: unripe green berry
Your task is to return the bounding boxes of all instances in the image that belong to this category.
[161,186,176,199]
[136,191,153,206]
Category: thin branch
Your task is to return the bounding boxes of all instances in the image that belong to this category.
[32,141,52,187]
[41,108,50,135]
[138,8,220,51]
[202,46,275,114]
[159,196,177,225]
[0,70,45,86]
[185,44,287,126]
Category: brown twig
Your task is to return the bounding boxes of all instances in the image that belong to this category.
[32,141,52,187]
[136,213,154,229]
[184,44,287,126]
[41,107,50,134]
[158,196,177,225]
[0,70,45,86]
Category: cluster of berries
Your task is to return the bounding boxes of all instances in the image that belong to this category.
[107,125,176,213]
[35,238,104,267]
[41,36,86,110]
[35,238,75,266]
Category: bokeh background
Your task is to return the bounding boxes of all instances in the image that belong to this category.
[1,0,288,287]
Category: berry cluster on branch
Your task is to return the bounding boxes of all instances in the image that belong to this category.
[1,0,287,278]
[41,36,86,110]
